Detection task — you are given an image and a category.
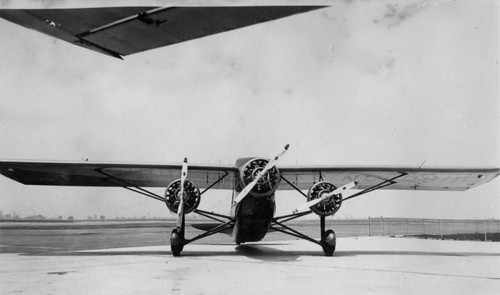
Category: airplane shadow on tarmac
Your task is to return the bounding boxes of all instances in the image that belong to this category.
[21,243,500,261]
[20,242,314,261]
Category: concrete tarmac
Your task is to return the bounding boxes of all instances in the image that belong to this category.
[1,237,499,295]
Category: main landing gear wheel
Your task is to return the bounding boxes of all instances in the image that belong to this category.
[321,229,336,256]
[170,228,185,257]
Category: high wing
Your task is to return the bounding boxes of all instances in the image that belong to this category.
[2,161,498,192]
[0,6,325,59]
[0,161,237,189]
[279,166,500,191]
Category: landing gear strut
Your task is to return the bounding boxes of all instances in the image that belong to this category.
[270,212,338,256]
[319,215,336,256]
[169,209,235,256]
[275,173,409,256]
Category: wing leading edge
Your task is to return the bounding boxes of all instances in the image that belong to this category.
[0,161,237,190]
[1,161,498,192]
[279,166,500,191]
[0,6,326,58]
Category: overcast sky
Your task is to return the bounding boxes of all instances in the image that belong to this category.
[0,0,498,219]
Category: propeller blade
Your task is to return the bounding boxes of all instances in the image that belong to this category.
[176,157,188,228]
[180,157,188,184]
[293,181,358,214]
[233,144,290,204]
[321,181,358,199]
[233,177,260,204]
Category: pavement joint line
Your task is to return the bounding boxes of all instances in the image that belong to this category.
[181,256,500,281]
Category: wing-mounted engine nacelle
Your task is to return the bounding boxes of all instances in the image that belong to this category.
[164,179,201,214]
[307,181,343,216]
[239,158,281,197]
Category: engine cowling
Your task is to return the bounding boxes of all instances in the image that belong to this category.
[239,158,281,197]
[164,179,201,214]
[307,181,342,216]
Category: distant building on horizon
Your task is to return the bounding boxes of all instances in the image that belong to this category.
[25,214,46,220]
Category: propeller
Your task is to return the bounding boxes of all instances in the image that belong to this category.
[293,181,358,214]
[176,157,188,228]
[233,144,290,204]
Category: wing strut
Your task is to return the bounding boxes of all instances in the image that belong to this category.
[96,168,165,201]
[95,163,235,256]
[270,213,319,245]
[280,175,309,198]
[342,172,408,201]
[200,171,230,195]
[95,166,232,203]
[185,218,235,245]
[270,171,409,256]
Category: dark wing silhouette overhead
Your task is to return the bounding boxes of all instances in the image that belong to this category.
[0,6,325,58]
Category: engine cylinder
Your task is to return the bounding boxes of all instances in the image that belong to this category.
[164,179,201,214]
[239,158,280,197]
[307,181,342,216]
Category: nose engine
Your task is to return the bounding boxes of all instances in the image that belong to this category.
[164,179,201,214]
[307,181,343,216]
[239,158,281,197]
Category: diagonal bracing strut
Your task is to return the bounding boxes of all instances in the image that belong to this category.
[96,167,235,246]
[95,168,231,202]
[273,172,408,246]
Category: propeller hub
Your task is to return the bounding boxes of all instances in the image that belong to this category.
[176,189,189,201]
[252,167,270,185]
[318,190,333,204]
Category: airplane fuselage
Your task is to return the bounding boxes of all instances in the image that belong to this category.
[232,193,276,243]
[231,157,278,243]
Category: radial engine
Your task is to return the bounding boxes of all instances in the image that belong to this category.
[307,181,343,216]
[164,179,201,214]
[238,158,281,197]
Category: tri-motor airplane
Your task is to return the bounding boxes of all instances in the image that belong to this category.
[0,5,499,256]
[0,145,499,256]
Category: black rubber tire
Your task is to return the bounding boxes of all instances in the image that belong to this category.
[322,229,336,256]
[171,245,182,257]
[170,229,184,257]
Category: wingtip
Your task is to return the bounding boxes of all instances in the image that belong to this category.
[284,144,290,150]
